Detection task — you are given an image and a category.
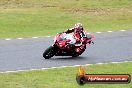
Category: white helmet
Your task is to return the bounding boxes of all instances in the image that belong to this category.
[74,23,83,33]
[74,23,82,28]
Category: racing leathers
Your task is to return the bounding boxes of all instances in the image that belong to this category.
[64,27,87,54]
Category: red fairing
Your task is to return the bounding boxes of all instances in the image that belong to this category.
[53,33,60,43]
[58,40,66,48]
[43,30,94,59]
[53,32,94,55]
[74,33,81,39]
[66,39,71,42]
[91,34,94,38]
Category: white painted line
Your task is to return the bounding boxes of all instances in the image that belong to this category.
[30,69,39,71]
[0,61,132,73]
[5,38,11,40]
[41,68,47,70]
[60,66,68,68]
[1,29,129,41]
[4,71,17,73]
[51,67,59,69]
[14,70,25,72]
[107,31,113,32]
[73,65,81,67]
[46,36,51,37]
[32,37,38,38]
[111,62,120,64]
[96,63,104,64]
[48,36,51,37]
[96,32,101,33]
[102,63,109,64]
[120,30,126,32]
[123,61,129,62]
[87,33,91,34]
[17,38,23,40]
[85,64,92,66]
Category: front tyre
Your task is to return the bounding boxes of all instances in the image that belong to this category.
[43,46,55,59]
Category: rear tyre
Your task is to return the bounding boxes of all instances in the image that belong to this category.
[72,53,79,57]
[43,46,55,59]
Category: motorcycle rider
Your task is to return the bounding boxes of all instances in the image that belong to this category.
[64,23,87,54]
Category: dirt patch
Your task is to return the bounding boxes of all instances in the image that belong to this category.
[65,7,132,15]
[0,0,57,8]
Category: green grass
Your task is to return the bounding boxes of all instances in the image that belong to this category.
[0,0,132,38]
[0,62,132,88]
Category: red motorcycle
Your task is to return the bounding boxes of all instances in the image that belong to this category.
[43,33,94,59]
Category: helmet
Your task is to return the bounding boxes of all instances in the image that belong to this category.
[74,23,83,33]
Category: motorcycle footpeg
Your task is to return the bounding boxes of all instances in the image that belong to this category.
[92,41,94,44]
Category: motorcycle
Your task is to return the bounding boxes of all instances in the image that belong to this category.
[43,32,94,59]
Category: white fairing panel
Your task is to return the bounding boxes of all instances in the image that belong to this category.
[65,33,76,44]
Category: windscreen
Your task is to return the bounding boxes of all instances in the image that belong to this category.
[58,33,67,41]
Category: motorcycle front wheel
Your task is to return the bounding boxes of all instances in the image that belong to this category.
[43,46,55,59]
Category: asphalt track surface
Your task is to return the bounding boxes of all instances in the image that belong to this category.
[0,30,132,72]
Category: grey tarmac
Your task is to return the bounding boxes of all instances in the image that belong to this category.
[0,30,132,72]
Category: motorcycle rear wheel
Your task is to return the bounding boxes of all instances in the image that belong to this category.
[43,46,55,59]
[72,53,79,57]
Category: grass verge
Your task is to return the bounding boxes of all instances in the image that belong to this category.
[0,0,132,38]
[0,62,132,88]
